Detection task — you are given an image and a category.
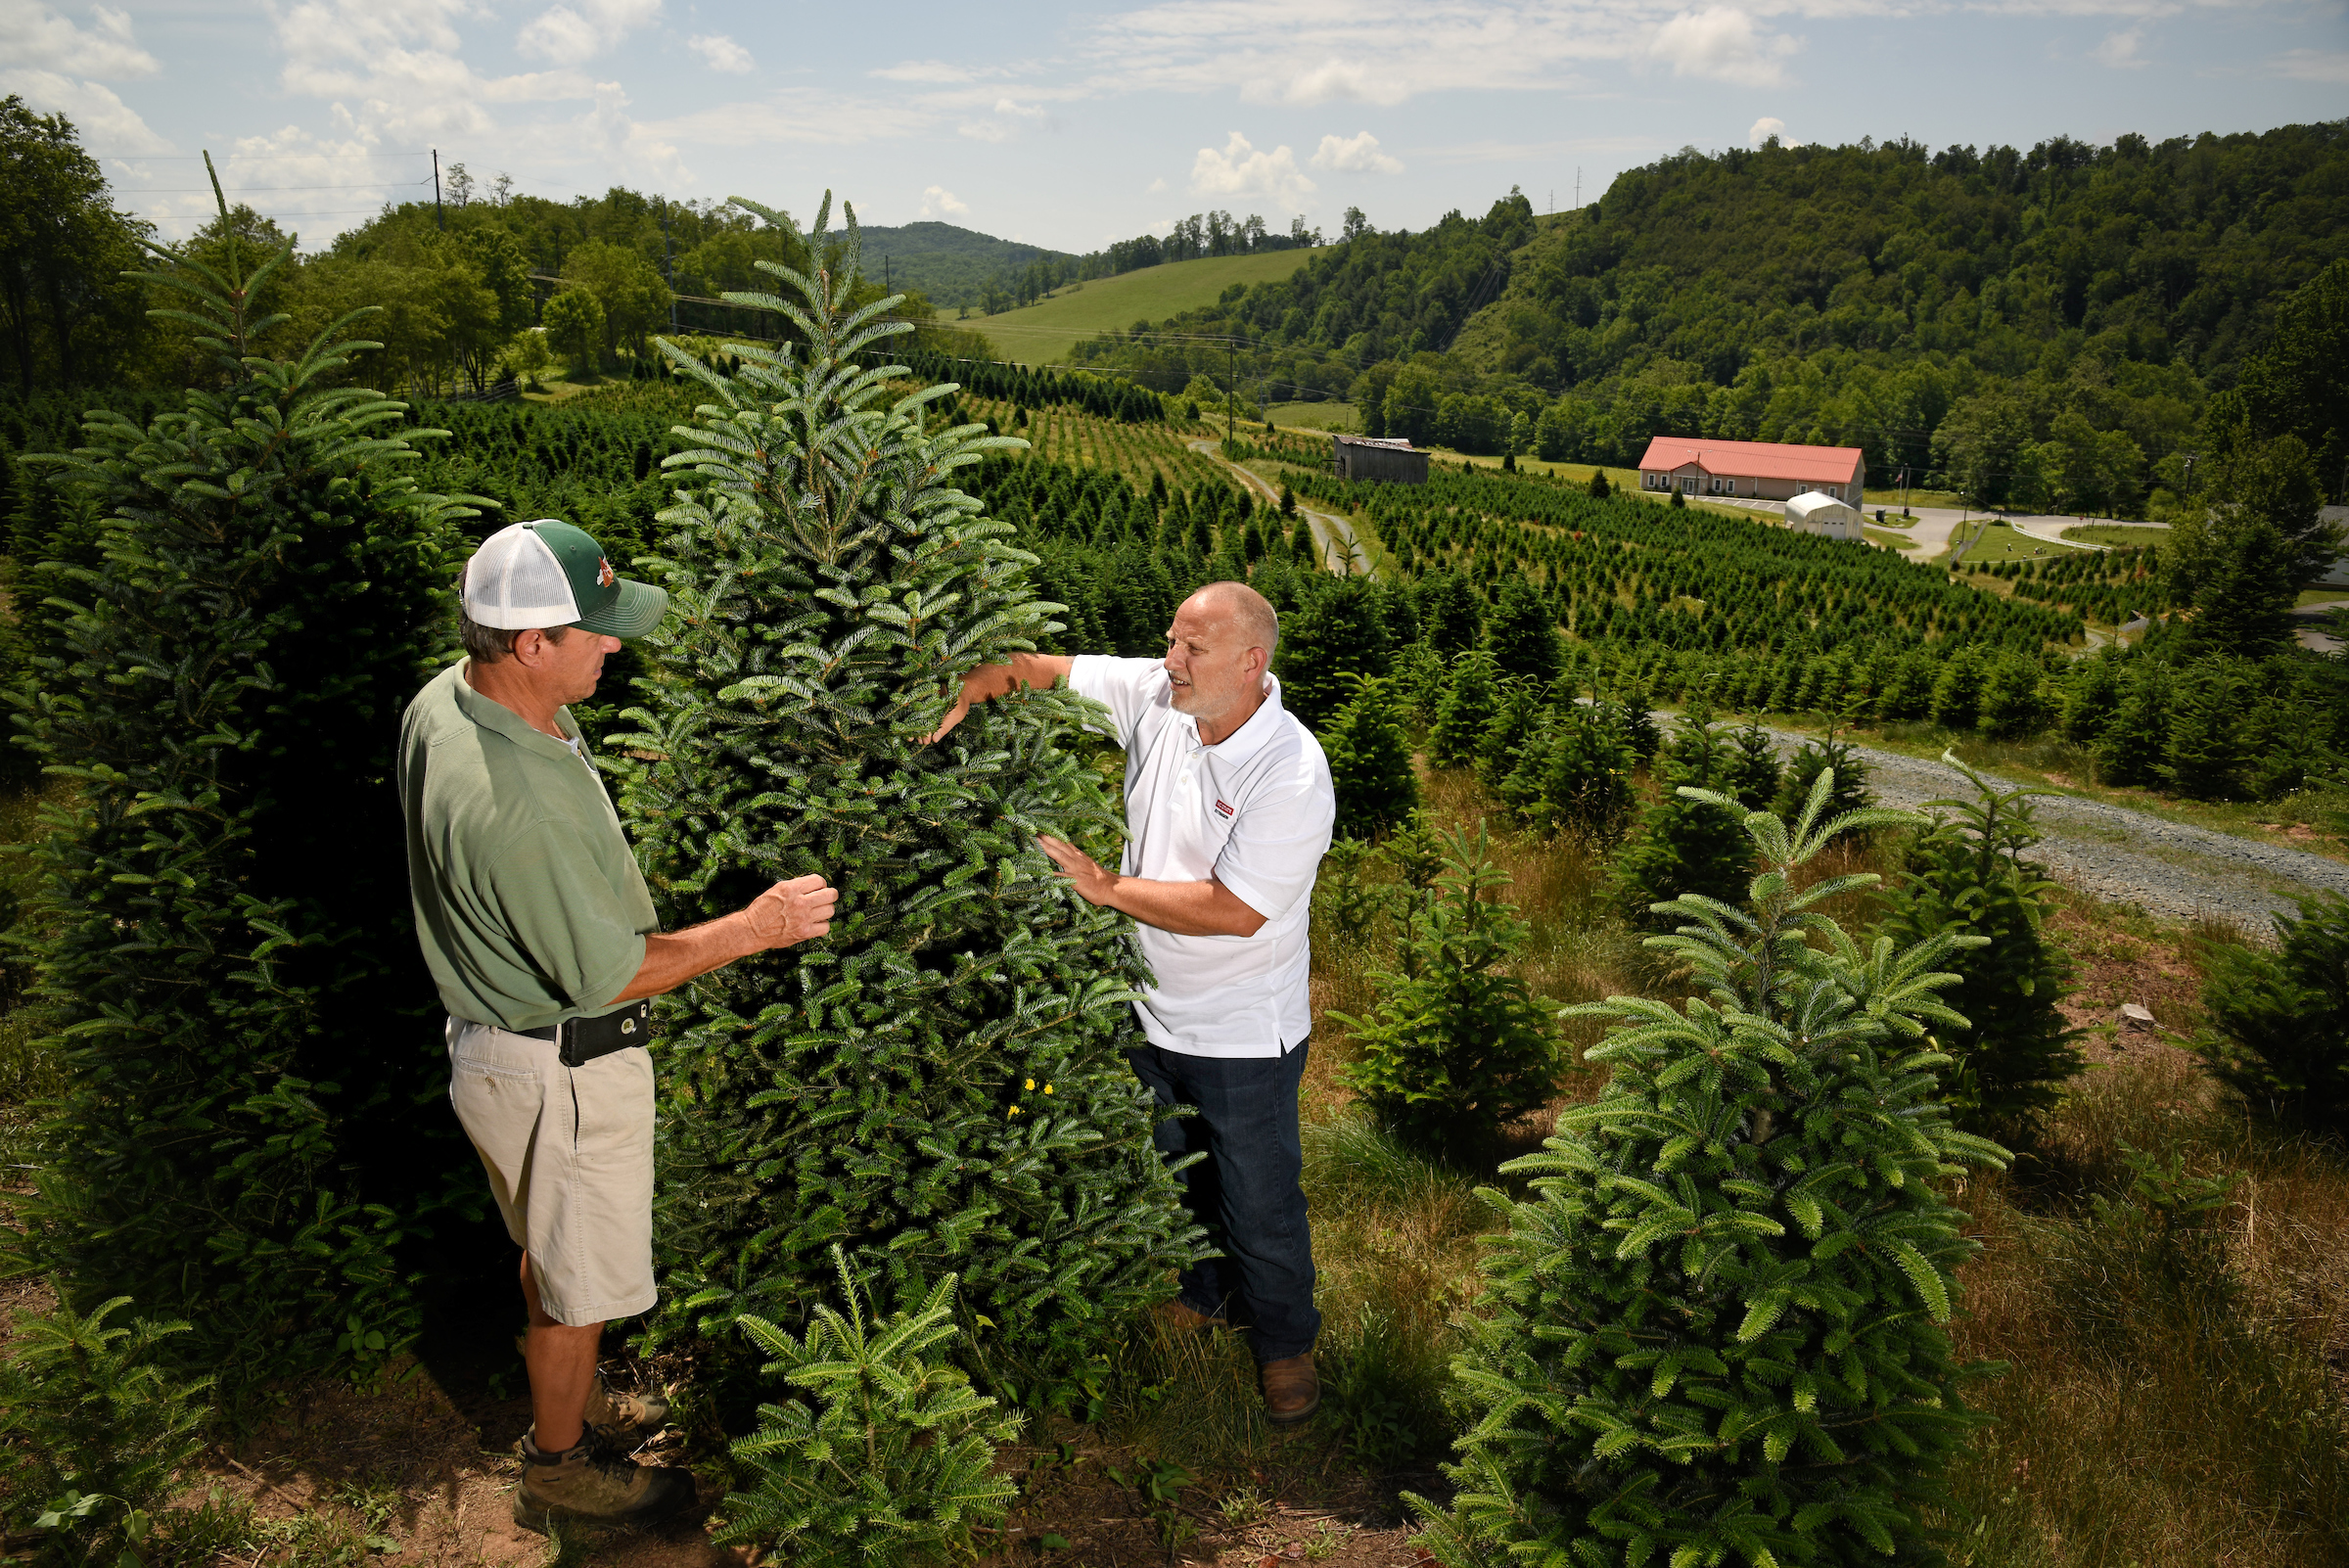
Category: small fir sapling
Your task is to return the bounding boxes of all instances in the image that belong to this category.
[1727,716,1783,808]
[1537,703,1638,839]
[1879,757,2083,1144]
[715,1250,1021,1568]
[1323,674,1421,841]
[1332,824,1564,1160]
[1430,652,1498,767]
[1612,714,1753,929]
[1273,574,1394,731]
[1474,679,1544,792]
[616,194,1196,1399]
[1415,775,2010,1568]
[2195,891,2349,1140]
[1483,576,1565,683]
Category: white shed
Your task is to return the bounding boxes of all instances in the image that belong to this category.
[1784,490,1864,541]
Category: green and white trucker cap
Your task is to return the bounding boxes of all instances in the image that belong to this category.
[462,520,668,639]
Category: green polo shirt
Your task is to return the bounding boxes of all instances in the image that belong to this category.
[398,661,656,1032]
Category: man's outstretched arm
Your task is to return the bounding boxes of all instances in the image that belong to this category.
[1036,835,1267,939]
[930,652,1074,742]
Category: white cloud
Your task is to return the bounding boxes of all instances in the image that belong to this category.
[919,184,969,218]
[1189,131,1314,208]
[872,60,976,83]
[516,0,662,67]
[0,69,169,151]
[1311,129,1403,173]
[1147,175,1169,193]
[0,2,166,154]
[2091,26,2147,67]
[1250,59,1411,106]
[2271,47,2349,83]
[0,1,157,77]
[687,33,752,73]
[1649,7,1799,86]
[1748,115,1786,147]
[956,95,1048,142]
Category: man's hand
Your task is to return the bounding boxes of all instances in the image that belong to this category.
[610,872,839,1002]
[927,654,1076,744]
[1037,835,1118,904]
[742,873,838,949]
[1036,835,1267,938]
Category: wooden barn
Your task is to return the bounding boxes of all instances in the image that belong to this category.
[1330,434,1429,485]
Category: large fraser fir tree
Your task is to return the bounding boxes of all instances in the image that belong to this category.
[1417,776,2009,1568]
[6,172,473,1385]
[615,195,1196,1398]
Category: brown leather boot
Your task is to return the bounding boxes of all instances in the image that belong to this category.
[1261,1353,1320,1425]
[1157,1299,1229,1333]
[512,1433,694,1534]
[582,1370,671,1450]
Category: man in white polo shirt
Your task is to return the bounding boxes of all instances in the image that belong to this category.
[935,580,1336,1422]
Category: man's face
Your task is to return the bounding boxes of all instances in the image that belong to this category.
[1162,594,1264,725]
[527,627,622,706]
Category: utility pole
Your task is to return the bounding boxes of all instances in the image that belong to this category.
[1574,167,1581,207]
[433,149,444,229]
[1225,340,1236,449]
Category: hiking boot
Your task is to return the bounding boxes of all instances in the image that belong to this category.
[1261,1353,1320,1425]
[512,1433,695,1534]
[583,1369,671,1450]
[1157,1300,1229,1333]
[509,1335,672,1452]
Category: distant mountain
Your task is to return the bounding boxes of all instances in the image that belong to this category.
[855,222,1074,307]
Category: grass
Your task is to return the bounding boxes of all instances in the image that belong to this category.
[1865,486,1963,508]
[968,249,1333,367]
[2061,523,2172,548]
[2299,586,2349,606]
[1265,400,1359,432]
[1954,519,2097,565]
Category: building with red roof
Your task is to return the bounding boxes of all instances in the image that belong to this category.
[1635,437,1865,506]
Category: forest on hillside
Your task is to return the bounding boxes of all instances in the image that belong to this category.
[1066,124,2349,514]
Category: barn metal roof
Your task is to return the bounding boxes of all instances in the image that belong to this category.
[1636,436,1863,484]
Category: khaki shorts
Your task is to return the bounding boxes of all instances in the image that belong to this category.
[446,1016,658,1328]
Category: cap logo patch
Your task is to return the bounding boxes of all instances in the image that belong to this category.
[1214,799,1234,818]
[597,556,616,588]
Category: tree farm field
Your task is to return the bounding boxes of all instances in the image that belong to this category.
[965,248,1332,366]
[9,350,2349,1568]
[5,744,2346,1568]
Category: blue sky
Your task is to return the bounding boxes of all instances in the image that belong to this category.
[6,0,2345,251]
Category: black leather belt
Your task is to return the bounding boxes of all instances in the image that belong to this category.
[515,999,653,1067]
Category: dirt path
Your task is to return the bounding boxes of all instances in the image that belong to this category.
[1189,438,1366,573]
[1761,727,2348,930]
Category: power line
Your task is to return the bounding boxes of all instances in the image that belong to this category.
[115,179,433,193]
[92,150,432,161]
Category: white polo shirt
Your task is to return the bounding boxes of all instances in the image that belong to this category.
[1069,657,1335,1058]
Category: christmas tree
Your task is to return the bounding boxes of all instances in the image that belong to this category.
[1332,824,1561,1159]
[615,194,1196,1399]
[8,166,473,1385]
[1322,674,1420,840]
[1880,756,2081,1143]
[1416,776,2009,1568]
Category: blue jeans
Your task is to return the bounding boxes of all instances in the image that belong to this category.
[1127,1039,1321,1363]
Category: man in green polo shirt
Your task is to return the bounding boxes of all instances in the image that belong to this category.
[399,520,837,1533]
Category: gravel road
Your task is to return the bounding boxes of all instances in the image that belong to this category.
[1761,728,2349,931]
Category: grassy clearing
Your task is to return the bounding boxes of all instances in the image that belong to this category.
[1865,486,1963,508]
[2061,523,2172,548]
[1265,400,1359,432]
[1955,519,2097,565]
[2299,586,2349,606]
[965,250,1332,367]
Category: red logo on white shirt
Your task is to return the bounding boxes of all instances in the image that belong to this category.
[1214,799,1234,817]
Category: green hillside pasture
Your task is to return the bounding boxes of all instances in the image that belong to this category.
[1265,399,1359,431]
[975,249,1333,366]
